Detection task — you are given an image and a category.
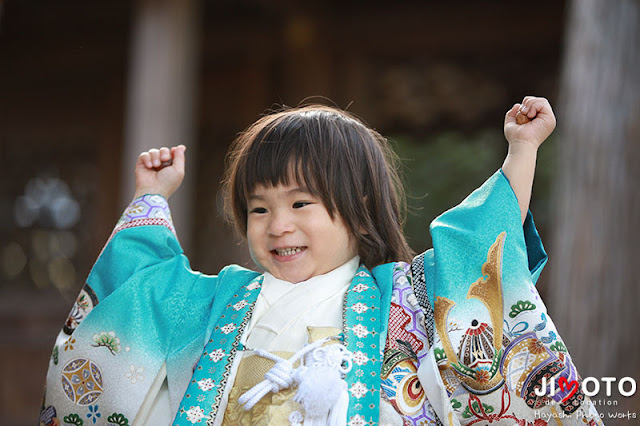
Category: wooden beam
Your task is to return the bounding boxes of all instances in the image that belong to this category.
[122,0,202,253]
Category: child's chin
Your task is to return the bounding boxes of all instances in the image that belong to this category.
[273,269,311,284]
[284,273,310,284]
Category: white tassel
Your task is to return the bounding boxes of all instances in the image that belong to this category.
[294,365,345,418]
[295,343,352,426]
[327,388,350,426]
[238,339,353,426]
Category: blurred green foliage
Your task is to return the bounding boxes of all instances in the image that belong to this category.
[390,130,554,254]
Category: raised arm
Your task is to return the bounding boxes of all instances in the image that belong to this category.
[502,96,556,223]
[41,142,223,422]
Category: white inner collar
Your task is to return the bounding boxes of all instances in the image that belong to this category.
[260,256,361,305]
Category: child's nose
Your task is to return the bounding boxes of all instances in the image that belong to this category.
[268,211,295,236]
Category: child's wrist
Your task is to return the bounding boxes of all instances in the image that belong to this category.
[507,140,540,156]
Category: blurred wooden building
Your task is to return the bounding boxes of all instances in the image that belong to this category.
[0,1,565,423]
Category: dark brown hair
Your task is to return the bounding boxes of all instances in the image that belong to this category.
[222,104,414,269]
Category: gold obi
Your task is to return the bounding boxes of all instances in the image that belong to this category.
[222,327,341,425]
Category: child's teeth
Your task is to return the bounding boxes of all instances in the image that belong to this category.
[277,247,302,256]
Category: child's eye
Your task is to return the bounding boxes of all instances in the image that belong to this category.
[250,207,268,214]
[293,202,312,209]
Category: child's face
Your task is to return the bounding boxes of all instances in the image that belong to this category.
[246,183,357,283]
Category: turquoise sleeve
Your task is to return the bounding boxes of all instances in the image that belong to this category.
[43,195,221,421]
[428,169,547,305]
[76,194,214,348]
[419,170,600,424]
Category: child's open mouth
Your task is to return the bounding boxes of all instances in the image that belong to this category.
[272,246,306,257]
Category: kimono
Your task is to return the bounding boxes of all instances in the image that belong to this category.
[40,170,602,426]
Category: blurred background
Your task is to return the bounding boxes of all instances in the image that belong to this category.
[0,0,638,424]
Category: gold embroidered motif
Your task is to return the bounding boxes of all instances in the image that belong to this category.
[434,296,457,368]
[501,336,555,397]
[434,233,509,393]
[467,231,505,351]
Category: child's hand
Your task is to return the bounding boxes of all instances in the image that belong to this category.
[133,145,186,200]
[504,96,556,149]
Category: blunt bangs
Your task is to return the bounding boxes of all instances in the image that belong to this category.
[239,113,328,213]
